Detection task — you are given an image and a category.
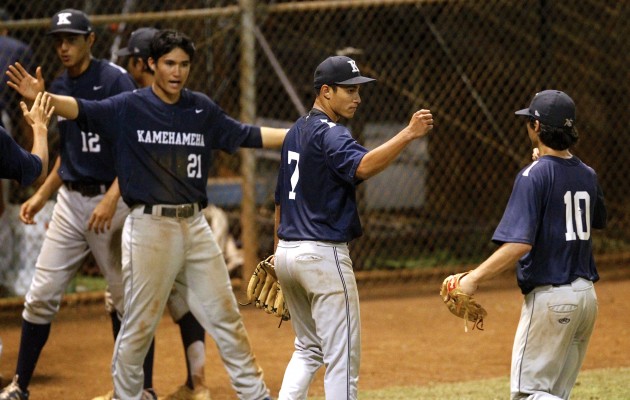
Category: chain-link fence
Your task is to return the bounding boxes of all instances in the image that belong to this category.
[1,1,628,295]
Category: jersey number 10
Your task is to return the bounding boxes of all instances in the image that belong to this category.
[564,191,590,241]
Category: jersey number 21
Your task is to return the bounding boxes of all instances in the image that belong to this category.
[80,131,101,152]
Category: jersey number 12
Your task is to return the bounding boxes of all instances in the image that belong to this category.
[564,191,590,241]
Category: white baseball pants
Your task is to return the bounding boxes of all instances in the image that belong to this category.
[23,186,128,324]
[112,205,268,400]
[275,240,360,400]
[511,278,598,399]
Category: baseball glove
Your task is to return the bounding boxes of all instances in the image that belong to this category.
[440,271,487,332]
[242,255,290,325]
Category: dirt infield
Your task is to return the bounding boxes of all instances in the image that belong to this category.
[1,271,629,399]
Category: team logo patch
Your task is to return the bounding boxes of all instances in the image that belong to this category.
[347,60,360,73]
[558,317,571,324]
[56,13,73,26]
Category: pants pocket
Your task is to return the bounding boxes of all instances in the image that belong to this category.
[296,254,322,262]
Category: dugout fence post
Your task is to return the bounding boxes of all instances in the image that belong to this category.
[238,0,259,291]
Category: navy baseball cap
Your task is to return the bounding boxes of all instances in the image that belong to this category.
[48,9,92,35]
[515,90,576,128]
[314,56,375,89]
[116,27,158,58]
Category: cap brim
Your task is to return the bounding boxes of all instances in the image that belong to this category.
[47,29,90,35]
[514,108,532,117]
[336,76,376,85]
[116,48,132,56]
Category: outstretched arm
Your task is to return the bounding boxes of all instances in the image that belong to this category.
[7,62,80,120]
[356,109,433,180]
[20,92,55,186]
[458,242,532,295]
[20,156,63,224]
[261,127,288,149]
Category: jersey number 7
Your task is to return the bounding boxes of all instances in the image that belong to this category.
[288,151,300,200]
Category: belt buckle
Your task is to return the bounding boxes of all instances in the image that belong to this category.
[176,204,193,218]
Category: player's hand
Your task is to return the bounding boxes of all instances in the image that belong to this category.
[20,92,55,131]
[20,192,48,224]
[6,62,46,101]
[458,272,478,296]
[89,194,117,234]
[532,147,540,161]
[408,109,434,138]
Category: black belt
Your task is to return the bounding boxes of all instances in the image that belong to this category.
[64,181,111,197]
[143,203,200,218]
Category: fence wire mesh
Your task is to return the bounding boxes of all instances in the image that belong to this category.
[1,1,628,295]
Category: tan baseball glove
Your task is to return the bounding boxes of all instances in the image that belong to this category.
[243,256,290,324]
[440,271,487,332]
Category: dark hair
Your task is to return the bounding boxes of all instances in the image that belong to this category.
[539,122,579,150]
[129,55,153,74]
[149,29,195,64]
[528,116,578,150]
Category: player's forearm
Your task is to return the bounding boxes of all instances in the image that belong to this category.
[260,127,288,149]
[106,178,121,197]
[47,93,80,120]
[30,125,49,186]
[467,242,531,285]
[355,130,413,180]
[102,178,122,204]
[36,156,63,199]
[274,204,281,253]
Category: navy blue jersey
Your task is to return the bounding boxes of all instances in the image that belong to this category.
[49,58,135,183]
[275,109,368,242]
[0,126,42,186]
[76,86,262,207]
[492,155,607,294]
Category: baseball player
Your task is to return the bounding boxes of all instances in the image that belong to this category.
[15,29,286,400]
[0,9,161,400]
[115,28,157,88]
[0,8,37,300]
[107,27,211,400]
[273,55,434,399]
[456,90,607,399]
[0,91,53,390]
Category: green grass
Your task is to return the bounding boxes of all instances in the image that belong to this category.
[309,367,630,399]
